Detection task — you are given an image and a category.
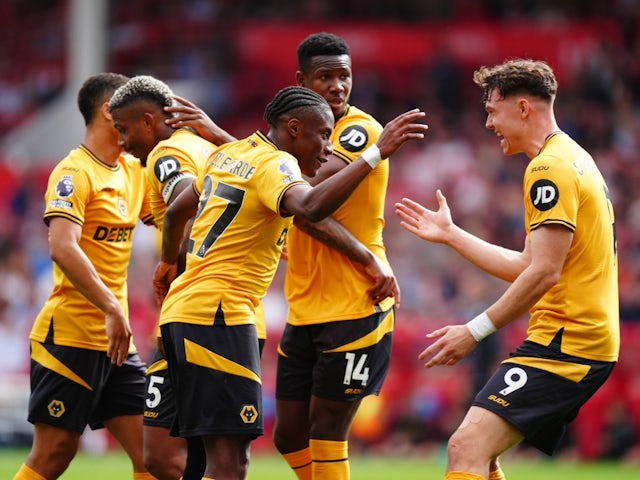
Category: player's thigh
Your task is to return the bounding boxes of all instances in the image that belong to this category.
[276,323,315,401]
[89,352,146,429]
[472,340,615,455]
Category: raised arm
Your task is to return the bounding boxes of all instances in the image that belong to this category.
[282,109,428,222]
[395,190,530,282]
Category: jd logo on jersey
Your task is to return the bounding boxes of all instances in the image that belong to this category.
[530,179,559,211]
[339,126,369,152]
[155,156,181,182]
[48,400,65,418]
[240,405,258,424]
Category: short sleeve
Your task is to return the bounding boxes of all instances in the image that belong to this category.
[524,154,578,233]
[43,162,91,226]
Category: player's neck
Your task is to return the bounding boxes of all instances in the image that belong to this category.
[82,127,121,167]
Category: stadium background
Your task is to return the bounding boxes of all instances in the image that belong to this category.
[0,0,639,463]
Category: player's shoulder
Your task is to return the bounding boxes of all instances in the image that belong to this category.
[332,106,382,156]
[337,105,383,131]
[119,152,143,170]
[50,146,95,178]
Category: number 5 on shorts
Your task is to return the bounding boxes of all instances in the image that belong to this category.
[146,374,164,408]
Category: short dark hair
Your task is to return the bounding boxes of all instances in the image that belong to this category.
[473,59,558,103]
[297,32,350,73]
[108,75,174,113]
[263,86,330,126]
[77,73,129,126]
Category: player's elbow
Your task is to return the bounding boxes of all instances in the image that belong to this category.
[292,200,328,224]
[536,266,562,292]
[48,241,75,266]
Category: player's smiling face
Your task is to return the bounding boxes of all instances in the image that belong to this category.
[484,88,525,156]
[298,54,352,120]
[293,105,334,178]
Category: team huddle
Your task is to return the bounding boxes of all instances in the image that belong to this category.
[13,32,619,480]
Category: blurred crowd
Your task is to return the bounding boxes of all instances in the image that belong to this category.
[1,0,639,460]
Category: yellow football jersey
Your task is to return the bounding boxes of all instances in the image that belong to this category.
[523,132,619,361]
[159,131,306,328]
[285,105,395,325]
[146,129,268,339]
[146,128,214,229]
[31,145,154,351]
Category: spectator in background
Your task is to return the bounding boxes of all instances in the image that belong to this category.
[396,59,619,480]
[13,73,157,480]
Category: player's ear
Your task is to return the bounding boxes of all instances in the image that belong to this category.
[101,101,113,122]
[518,98,530,117]
[143,111,156,129]
[287,118,301,138]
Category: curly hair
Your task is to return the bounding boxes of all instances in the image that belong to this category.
[108,75,174,113]
[297,32,350,73]
[473,59,557,103]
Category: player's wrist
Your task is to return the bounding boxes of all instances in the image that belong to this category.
[361,144,382,169]
[466,311,497,342]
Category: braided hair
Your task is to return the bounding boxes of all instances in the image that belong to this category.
[263,86,330,126]
[108,75,174,113]
[297,32,350,73]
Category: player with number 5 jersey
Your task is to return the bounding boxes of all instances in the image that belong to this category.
[109,75,238,480]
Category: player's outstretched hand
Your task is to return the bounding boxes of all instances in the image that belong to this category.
[376,109,429,159]
[395,190,453,244]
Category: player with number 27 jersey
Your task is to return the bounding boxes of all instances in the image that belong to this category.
[159,130,306,329]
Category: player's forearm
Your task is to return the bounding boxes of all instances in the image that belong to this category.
[293,216,374,266]
[162,188,198,263]
[161,210,187,264]
[446,224,527,282]
[296,159,373,222]
[51,244,122,315]
[485,262,555,330]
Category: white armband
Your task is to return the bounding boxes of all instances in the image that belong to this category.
[466,311,497,342]
[361,144,382,169]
